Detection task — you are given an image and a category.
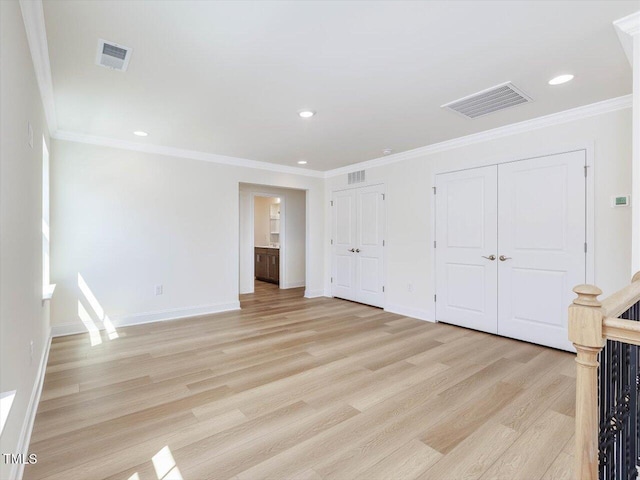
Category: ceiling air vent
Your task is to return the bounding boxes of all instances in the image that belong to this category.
[348,170,365,185]
[441,82,532,119]
[96,39,132,71]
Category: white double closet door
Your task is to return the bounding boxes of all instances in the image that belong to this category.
[332,184,385,308]
[435,151,586,351]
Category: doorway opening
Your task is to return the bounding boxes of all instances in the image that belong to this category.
[239,183,307,296]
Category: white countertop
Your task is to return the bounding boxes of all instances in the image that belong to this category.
[255,245,280,249]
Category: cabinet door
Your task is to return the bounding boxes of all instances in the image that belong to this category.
[435,165,499,334]
[269,253,280,283]
[255,251,268,279]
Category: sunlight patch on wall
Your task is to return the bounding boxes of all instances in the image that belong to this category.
[78,301,102,346]
[78,273,119,344]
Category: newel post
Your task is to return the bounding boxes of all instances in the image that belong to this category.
[568,284,605,480]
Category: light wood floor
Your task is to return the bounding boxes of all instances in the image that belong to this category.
[26,281,576,480]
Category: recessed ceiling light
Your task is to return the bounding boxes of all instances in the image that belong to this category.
[548,74,574,86]
[298,110,315,118]
[297,160,307,165]
[133,131,148,137]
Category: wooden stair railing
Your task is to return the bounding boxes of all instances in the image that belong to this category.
[569,272,640,480]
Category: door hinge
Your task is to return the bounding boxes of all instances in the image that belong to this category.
[433,186,436,194]
[584,165,588,177]
[584,242,587,253]
[383,240,385,246]
[382,286,385,292]
[434,294,437,302]
[382,193,385,200]
[330,200,334,206]
[433,240,436,248]
[331,239,333,245]
[331,277,333,283]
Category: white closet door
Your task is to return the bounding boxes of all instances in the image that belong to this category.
[435,166,498,334]
[355,185,385,308]
[497,151,586,351]
[332,188,358,301]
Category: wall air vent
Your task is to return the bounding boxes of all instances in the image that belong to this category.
[96,39,132,71]
[348,170,365,185]
[441,82,532,119]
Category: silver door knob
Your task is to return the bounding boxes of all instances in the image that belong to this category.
[482,255,496,261]
[355,249,361,253]
[499,255,512,261]
[348,248,355,252]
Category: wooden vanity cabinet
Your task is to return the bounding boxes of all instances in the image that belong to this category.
[255,247,279,284]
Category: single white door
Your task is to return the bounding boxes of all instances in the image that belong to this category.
[332,188,358,302]
[355,185,385,308]
[497,151,586,351]
[435,166,498,334]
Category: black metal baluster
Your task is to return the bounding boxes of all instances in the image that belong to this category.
[599,300,640,480]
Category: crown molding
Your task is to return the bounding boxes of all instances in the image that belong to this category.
[324,94,633,178]
[613,11,640,65]
[52,130,326,178]
[19,0,57,134]
[614,11,640,37]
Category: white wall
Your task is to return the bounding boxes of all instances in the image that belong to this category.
[326,108,633,320]
[0,2,51,478]
[50,141,323,332]
[239,184,306,293]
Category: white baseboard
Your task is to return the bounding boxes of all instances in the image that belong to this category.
[281,281,305,289]
[11,330,52,480]
[51,301,241,337]
[304,289,327,298]
[385,304,435,323]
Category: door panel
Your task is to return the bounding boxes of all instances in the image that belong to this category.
[497,151,586,351]
[332,189,357,301]
[436,166,498,334]
[355,185,385,307]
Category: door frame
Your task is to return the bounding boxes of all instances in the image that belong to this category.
[249,192,286,290]
[330,182,387,308]
[431,144,595,322]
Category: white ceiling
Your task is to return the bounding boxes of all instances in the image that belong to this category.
[43,0,638,171]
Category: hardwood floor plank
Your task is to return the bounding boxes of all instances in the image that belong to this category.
[25,281,577,480]
[418,423,519,480]
[479,410,575,480]
[354,439,442,480]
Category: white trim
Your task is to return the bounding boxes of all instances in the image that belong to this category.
[304,289,326,298]
[52,130,325,178]
[281,281,306,289]
[249,192,286,290]
[614,11,640,37]
[324,95,632,178]
[585,144,596,285]
[384,304,435,323]
[613,12,640,65]
[19,0,57,134]
[11,331,52,480]
[50,302,240,337]
[50,97,630,180]
[42,284,56,302]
